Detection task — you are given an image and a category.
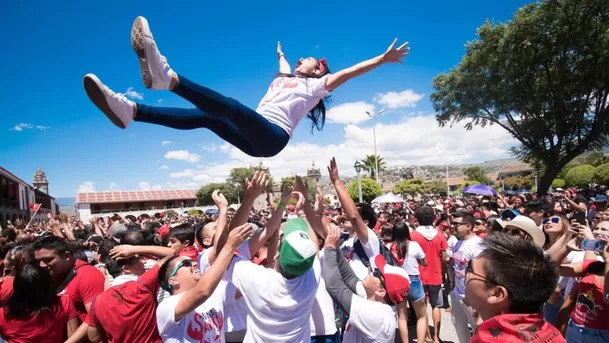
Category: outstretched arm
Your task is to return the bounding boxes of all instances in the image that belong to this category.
[277,41,291,74]
[325,39,408,92]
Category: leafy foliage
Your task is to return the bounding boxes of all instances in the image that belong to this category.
[196,183,237,206]
[431,0,609,194]
[463,166,493,185]
[227,166,274,195]
[424,180,449,196]
[164,210,177,217]
[565,164,596,187]
[551,179,566,189]
[502,175,535,190]
[186,209,202,216]
[393,178,426,195]
[593,163,609,185]
[280,176,317,201]
[359,154,387,180]
[348,177,382,203]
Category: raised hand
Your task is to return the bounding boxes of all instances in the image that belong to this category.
[293,176,309,199]
[293,191,306,211]
[324,222,341,249]
[227,223,254,248]
[277,41,284,56]
[212,190,229,210]
[109,245,137,260]
[381,39,409,64]
[280,184,293,205]
[327,157,341,184]
[244,171,268,199]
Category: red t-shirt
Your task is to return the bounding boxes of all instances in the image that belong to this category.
[61,259,105,323]
[410,230,448,285]
[86,265,162,343]
[471,313,564,343]
[571,259,609,330]
[0,277,14,305]
[0,294,77,343]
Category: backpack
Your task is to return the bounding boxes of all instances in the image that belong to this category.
[353,238,395,268]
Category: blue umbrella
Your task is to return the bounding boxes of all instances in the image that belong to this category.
[462,184,497,196]
[205,208,219,215]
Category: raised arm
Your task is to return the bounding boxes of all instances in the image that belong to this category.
[277,41,292,75]
[325,39,408,92]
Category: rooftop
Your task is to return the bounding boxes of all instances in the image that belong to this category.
[0,167,55,199]
[77,189,197,204]
[497,163,535,175]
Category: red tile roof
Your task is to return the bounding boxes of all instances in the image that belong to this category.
[76,190,197,204]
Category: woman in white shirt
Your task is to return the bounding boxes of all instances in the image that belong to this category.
[83,16,409,158]
[388,221,428,343]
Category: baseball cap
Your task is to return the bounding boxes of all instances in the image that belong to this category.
[496,215,545,247]
[374,254,410,304]
[279,218,317,277]
[594,195,608,203]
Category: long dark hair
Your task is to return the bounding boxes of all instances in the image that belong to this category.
[393,221,412,260]
[5,264,57,319]
[276,63,332,133]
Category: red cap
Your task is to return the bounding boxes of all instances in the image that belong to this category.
[374,255,410,303]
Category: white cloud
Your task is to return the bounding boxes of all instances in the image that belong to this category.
[164,150,201,163]
[138,182,150,191]
[161,140,172,146]
[9,123,35,131]
[125,87,143,100]
[107,182,120,191]
[159,165,169,170]
[36,125,50,130]
[326,101,376,124]
[201,143,218,152]
[77,181,96,193]
[152,184,163,190]
[166,114,517,188]
[375,89,425,109]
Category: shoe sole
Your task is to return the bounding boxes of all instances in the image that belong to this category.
[83,74,127,129]
[131,16,153,89]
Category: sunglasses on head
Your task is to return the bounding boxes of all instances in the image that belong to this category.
[543,217,560,225]
[166,259,193,291]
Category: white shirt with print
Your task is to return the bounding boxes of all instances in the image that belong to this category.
[404,241,425,276]
[310,249,338,336]
[156,283,228,343]
[226,254,321,343]
[453,236,485,299]
[342,295,396,343]
[340,228,381,280]
[256,76,329,137]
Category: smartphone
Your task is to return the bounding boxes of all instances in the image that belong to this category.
[581,239,606,252]
[573,211,587,225]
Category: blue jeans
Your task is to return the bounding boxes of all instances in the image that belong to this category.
[311,332,340,343]
[567,320,609,343]
[135,75,290,157]
[543,301,562,326]
[408,275,426,303]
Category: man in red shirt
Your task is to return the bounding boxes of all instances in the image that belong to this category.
[410,205,448,343]
[33,236,105,323]
[466,233,564,343]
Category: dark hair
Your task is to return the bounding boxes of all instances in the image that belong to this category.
[194,219,215,248]
[1,229,17,242]
[5,264,57,319]
[453,211,476,228]
[121,229,146,246]
[414,206,435,226]
[276,61,332,133]
[32,236,72,255]
[97,239,118,262]
[169,223,195,245]
[158,255,180,293]
[393,221,412,259]
[485,215,503,233]
[356,203,377,229]
[479,233,558,314]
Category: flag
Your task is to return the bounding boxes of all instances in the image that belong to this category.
[28,202,41,212]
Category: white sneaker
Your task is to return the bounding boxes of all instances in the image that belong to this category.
[83,74,135,129]
[131,16,174,90]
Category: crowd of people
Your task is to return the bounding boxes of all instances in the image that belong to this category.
[0,158,607,343]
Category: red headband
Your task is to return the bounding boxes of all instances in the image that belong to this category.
[319,58,327,73]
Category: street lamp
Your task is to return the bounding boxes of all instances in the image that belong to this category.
[365,109,385,184]
[354,161,363,203]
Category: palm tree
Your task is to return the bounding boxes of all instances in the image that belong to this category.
[359,154,386,180]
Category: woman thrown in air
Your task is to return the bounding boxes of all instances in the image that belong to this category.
[83,16,409,158]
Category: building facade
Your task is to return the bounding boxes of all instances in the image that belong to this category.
[0,167,56,227]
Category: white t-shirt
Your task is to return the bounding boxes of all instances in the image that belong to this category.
[342,295,396,343]
[156,282,228,343]
[310,249,338,336]
[256,76,330,137]
[446,235,459,258]
[453,236,485,299]
[404,241,425,276]
[226,254,321,342]
[340,228,381,280]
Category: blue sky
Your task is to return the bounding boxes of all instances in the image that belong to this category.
[1,0,529,197]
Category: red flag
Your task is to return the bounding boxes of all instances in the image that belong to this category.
[28,203,41,212]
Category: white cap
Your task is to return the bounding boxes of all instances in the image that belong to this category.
[496,216,545,247]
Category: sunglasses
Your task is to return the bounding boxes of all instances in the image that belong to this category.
[373,268,387,291]
[167,259,193,290]
[502,226,533,241]
[543,217,560,225]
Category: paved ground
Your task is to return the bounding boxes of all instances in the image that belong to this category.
[405,304,459,343]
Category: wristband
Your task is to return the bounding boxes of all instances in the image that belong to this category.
[278,53,285,58]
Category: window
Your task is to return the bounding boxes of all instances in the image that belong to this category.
[138,202,146,210]
[92,204,102,214]
[166,200,174,208]
[125,203,132,210]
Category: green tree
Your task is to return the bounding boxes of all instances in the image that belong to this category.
[164,210,177,217]
[593,163,609,185]
[552,179,566,189]
[585,151,608,167]
[393,178,426,195]
[463,166,493,185]
[565,164,596,187]
[359,154,386,180]
[196,183,237,206]
[227,165,274,199]
[186,209,202,216]
[348,177,382,203]
[280,176,317,201]
[431,0,609,195]
[502,175,535,190]
[424,180,448,196]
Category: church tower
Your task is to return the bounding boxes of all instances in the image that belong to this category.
[307,161,322,182]
[33,169,49,194]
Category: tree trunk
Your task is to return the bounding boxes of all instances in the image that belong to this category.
[537,164,562,196]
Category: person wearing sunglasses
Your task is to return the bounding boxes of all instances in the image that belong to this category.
[496,215,546,247]
[322,223,410,343]
[465,233,563,343]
